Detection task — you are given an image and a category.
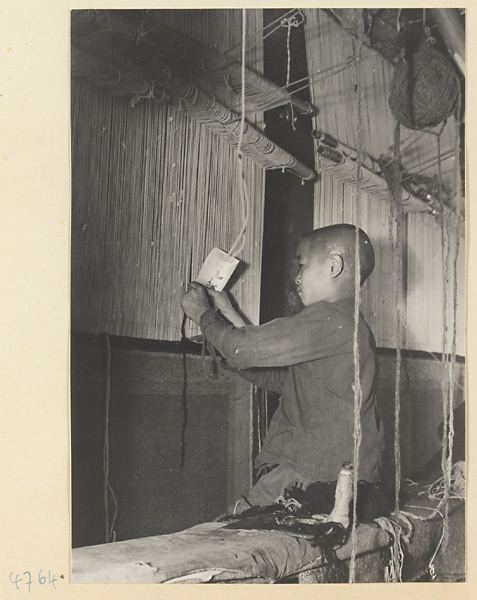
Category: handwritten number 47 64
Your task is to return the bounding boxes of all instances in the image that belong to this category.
[10,570,59,592]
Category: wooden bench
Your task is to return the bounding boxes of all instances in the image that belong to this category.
[72,496,464,583]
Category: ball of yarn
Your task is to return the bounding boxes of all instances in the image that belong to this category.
[389,43,460,130]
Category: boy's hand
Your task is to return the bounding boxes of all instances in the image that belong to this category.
[181,282,210,324]
[206,288,234,314]
[207,288,246,328]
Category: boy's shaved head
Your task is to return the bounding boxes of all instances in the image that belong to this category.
[302,224,375,285]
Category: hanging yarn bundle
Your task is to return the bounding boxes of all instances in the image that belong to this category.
[329,9,365,38]
[389,43,460,130]
[369,9,409,60]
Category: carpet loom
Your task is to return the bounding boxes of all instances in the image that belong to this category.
[70,8,466,585]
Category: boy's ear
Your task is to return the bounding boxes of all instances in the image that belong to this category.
[329,253,344,278]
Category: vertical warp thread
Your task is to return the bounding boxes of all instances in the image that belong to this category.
[222,8,297,57]
[447,90,463,522]
[437,130,451,543]
[349,12,364,582]
[103,332,118,543]
[432,92,463,539]
[180,313,189,468]
[179,251,193,469]
[393,122,403,542]
[103,332,110,543]
[381,122,405,580]
[445,221,460,541]
[72,12,266,342]
[227,8,249,259]
[285,17,296,131]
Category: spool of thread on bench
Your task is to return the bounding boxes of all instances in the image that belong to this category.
[326,462,353,528]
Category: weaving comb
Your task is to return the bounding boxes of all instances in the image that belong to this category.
[196,248,239,292]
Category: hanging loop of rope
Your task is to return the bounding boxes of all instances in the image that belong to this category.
[280,9,305,30]
[280,10,305,132]
[424,25,436,45]
[222,8,300,58]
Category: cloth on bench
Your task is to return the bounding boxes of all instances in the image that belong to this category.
[72,496,464,583]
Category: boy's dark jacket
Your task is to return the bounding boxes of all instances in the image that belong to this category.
[200,297,383,483]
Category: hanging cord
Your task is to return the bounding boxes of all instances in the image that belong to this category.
[179,313,189,469]
[227,8,249,259]
[179,251,194,468]
[436,128,452,544]
[222,8,301,58]
[427,91,463,533]
[281,11,304,131]
[399,150,454,186]
[396,9,403,33]
[423,8,437,46]
[446,88,463,512]
[349,13,364,583]
[397,129,427,153]
[381,121,405,577]
[278,50,375,101]
[285,17,295,131]
[103,333,118,543]
[379,124,406,574]
[392,122,403,534]
[214,10,306,94]
[396,122,448,164]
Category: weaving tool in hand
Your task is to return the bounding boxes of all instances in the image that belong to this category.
[196,247,240,292]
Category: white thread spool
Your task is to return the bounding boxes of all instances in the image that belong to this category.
[325,462,354,528]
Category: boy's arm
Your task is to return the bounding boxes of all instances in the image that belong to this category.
[182,282,350,370]
[204,290,288,392]
[199,302,347,369]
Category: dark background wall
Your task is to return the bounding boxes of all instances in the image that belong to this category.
[377,351,465,489]
[71,334,253,548]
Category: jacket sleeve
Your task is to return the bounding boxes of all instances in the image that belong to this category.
[199,303,351,370]
[235,366,288,394]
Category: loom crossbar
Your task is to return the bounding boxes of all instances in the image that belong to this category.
[71,46,316,180]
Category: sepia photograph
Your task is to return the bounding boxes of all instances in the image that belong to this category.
[68,7,466,585]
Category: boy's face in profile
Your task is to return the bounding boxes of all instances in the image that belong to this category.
[295,238,331,306]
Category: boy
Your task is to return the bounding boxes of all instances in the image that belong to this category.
[182,224,383,512]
